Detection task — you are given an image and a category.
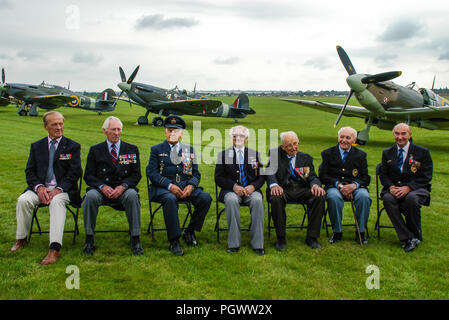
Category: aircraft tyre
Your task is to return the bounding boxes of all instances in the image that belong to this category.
[18,110,28,116]
[152,117,164,127]
[356,138,367,146]
[137,116,149,125]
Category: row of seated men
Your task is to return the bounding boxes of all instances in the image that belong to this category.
[10,111,433,265]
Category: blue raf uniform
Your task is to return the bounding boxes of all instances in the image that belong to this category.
[146,116,212,250]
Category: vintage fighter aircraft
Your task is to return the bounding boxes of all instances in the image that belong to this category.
[0,68,116,116]
[281,46,449,145]
[113,66,256,126]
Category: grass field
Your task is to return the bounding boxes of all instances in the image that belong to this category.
[1,96,448,300]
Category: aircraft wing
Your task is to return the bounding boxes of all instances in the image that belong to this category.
[114,96,142,106]
[167,99,223,112]
[31,95,74,105]
[281,98,370,118]
[0,97,10,106]
[384,106,449,120]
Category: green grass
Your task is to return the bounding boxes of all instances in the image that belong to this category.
[1,96,448,300]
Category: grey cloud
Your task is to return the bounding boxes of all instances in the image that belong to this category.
[213,56,240,65]
[0,0,13,10]
[377,19,425,42]
[72,52,103,66]
[17,50,45,61]
[136,14,199,30]
[304,57,330,70]
[439,51,449,60]
[0,53,13,60]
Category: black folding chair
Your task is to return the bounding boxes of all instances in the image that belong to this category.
[266,188,309,238]
[214,183,252,243]
[28,178,82,245]
[374,163,429,240]
[146,175,192,240]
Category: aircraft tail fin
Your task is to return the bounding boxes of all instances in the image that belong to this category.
[95,88,116,111]
[232,93,255,114]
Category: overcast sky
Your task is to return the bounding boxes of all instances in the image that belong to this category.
[1,0,449,92]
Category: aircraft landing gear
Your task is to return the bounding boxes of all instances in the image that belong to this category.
[18,109,28,116]
[29,103,39,117]
[152,117,164,127]
[234,119,239,123]
[137,116,149,125]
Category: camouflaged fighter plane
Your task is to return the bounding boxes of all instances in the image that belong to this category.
[282,46,449,145]
[112,66,256,126]
[0,68,116,116]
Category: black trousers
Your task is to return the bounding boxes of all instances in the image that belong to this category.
[382,188,429,242]
[270,181,325,239]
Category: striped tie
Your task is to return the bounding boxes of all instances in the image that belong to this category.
[239,150,247,187]
[342,150,349,165]
[289,156,296,177]
[111,144,118,165]
[397,148,404,172]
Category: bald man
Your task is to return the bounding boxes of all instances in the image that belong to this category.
[380,123,433,252]
[266,131,326,250]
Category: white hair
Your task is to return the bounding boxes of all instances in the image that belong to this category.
[280,131,298,144]
[229,125,249,137]
[337,126,357,139]
[393,123,411,134]
[102,116,123,130]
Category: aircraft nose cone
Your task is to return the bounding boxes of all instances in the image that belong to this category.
[117,82,131,92]
[346,74,367,93]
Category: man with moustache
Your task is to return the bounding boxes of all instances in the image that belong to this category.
[215,125,265,255]
[83,116,143,256]
[379,123,432,252]
[147,115,212,256]
[320,127,371,245]
[11,111,82,266]
[266,131,326,250]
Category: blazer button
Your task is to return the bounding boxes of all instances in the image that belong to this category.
[106,178,109,182]
[342,168,345,172]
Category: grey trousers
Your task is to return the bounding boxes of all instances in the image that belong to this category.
[224,191,264,250]
[83,188,141,237]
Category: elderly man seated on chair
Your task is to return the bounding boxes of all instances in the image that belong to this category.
[11,111,82,266]
[319,127,371,245]
[215,125,265,255]
[82,116,143,256]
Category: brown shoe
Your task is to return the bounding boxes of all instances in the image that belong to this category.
[40,250,60,266]
[11,239,28,252]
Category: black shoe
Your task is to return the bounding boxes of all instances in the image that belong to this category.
[132,241,144,255]
[404,238,421,252]
[227,247,240,253]
[253,249,265,256]
[329,232,342,244]
[355,232,368,245]
[169,240,184,256]
[83,242,95,256]
[305,237,322,249]
[182,230,198,247]
[275,238,287,251]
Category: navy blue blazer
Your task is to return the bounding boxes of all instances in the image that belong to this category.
[84,140,141,191]
[147,140,201,201]
[25,136,82,205]
[215,147,264,202]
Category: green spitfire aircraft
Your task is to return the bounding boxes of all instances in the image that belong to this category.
[112,66,256,126]
[0,68,116,116]
[282,46,449,145]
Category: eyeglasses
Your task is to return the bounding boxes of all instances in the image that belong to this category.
[232,134,247,138]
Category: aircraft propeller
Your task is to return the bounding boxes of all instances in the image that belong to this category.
[334,46,402,127]
[2,68,5,84]
[113,65,140,109]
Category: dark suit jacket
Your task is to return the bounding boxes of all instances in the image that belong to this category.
[266,146,321,190]
[215,147,265,202]
[380,143,432,194]
[84,140,141,191]
[25,136,82,205]
[147,140,201,201]
[319,144,370,189]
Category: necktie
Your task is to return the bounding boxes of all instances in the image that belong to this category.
[46,140,57,183]
[239,150,247,187]
[289,156,296,177]
[397,148,404,172]
[111,144,118,165]
[342,150,349,165]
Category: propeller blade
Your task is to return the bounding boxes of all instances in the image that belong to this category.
[432,75,436,90]
[334,89,353,128]
[111,90,123,109]
[119,67,126,83]
[2,68,5,84]
[127,65,140,84]
[336,45,356,75]
[193,82,197,94]
[361,71,402,84]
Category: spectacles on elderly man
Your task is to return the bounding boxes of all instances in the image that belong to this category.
[232,134,246,138]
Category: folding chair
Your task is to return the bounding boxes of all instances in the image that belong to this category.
[266,189,309,238]
[28,178,82,245]
[374,163,429,240]
[214,183,252,243]
[146,175,193,240]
